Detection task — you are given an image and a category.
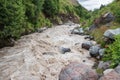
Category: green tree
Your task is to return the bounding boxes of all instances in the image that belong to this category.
[23,0,44,30]
[0,0,25,39]
[43,0,60,17]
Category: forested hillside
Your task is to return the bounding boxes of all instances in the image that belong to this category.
[0,0,89,48]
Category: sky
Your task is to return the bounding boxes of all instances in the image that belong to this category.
[78,0,114,11]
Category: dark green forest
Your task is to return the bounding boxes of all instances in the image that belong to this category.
[0,0,89,47]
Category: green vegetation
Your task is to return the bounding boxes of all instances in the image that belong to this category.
[103,35,120,68]
[0,0,89,47]
[83,0,120,43]
[43,0,59,17]
[80,0,120,68]
[0,0,25,39]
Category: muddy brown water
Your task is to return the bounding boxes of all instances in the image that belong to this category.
[0,22,96,80]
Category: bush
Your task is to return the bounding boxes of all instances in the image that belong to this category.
[0,0,25,39]
[23,0,44,29]
[103,35,120,68]
[43,0,60,17]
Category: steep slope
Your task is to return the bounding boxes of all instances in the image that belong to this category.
[0,0,89,48]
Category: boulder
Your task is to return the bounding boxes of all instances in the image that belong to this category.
[59,62,98,80]
[37,27,47,33]
[89,12,114,31]
[84,35,94,40]
[71,27,84,35]
[115,64,120,74]
[99,49,105,57]
[82,41,93,50]
[98,61,110,70]
[59,47,71,54]
[89,46,101,57]
[89,24,97,31]
[99,69,120,80]
[102,12,115,23]
[103,28,120,39]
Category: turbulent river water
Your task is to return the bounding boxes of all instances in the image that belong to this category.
[78,0,114,11]
[0,22,96,80]
[0,1,115,80]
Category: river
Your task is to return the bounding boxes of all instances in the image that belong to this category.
[78,0,114,11]
[0,22,96,80]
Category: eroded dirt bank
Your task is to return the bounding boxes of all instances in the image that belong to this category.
[0,22,95,80]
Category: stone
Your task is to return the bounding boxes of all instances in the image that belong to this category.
[89,46,101,57]
[84,35,94,40]
[89,24,97,31]
[99,49,105,57]
[59,47,71,54]
[98,61,110,70]
[71,27,84,35]
[103,69,114,75]
[102,12,115,23]
[42,52,56,55]
[89,12,114,31]
[59,62,98,80]
[99,69,120,80]
[115,64,120,74]
[81,41,93,50]
[103,28,120,39]
[37,27,47,33]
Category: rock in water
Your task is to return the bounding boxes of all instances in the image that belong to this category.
[59,47,71,54]
[89,46,101,57]
[37,27,47,33]
[59,62,98,80]
[71,27,84,35]
[82,41,93,50]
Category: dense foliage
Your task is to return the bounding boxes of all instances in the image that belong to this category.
[103,35,120,67]
[43,0,60,17]
[0,0,89,47]
[0,0,25,39]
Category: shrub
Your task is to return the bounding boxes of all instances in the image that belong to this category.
[43,0,60,17]
[103,35,120,68]
[23,0,44,29]
[0,0,25,39]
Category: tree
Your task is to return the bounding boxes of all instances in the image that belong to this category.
[23,0,44,29]
[0,0,25,39]
[43,0,60,17]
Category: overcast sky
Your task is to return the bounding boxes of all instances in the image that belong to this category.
[78,0,114,11]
